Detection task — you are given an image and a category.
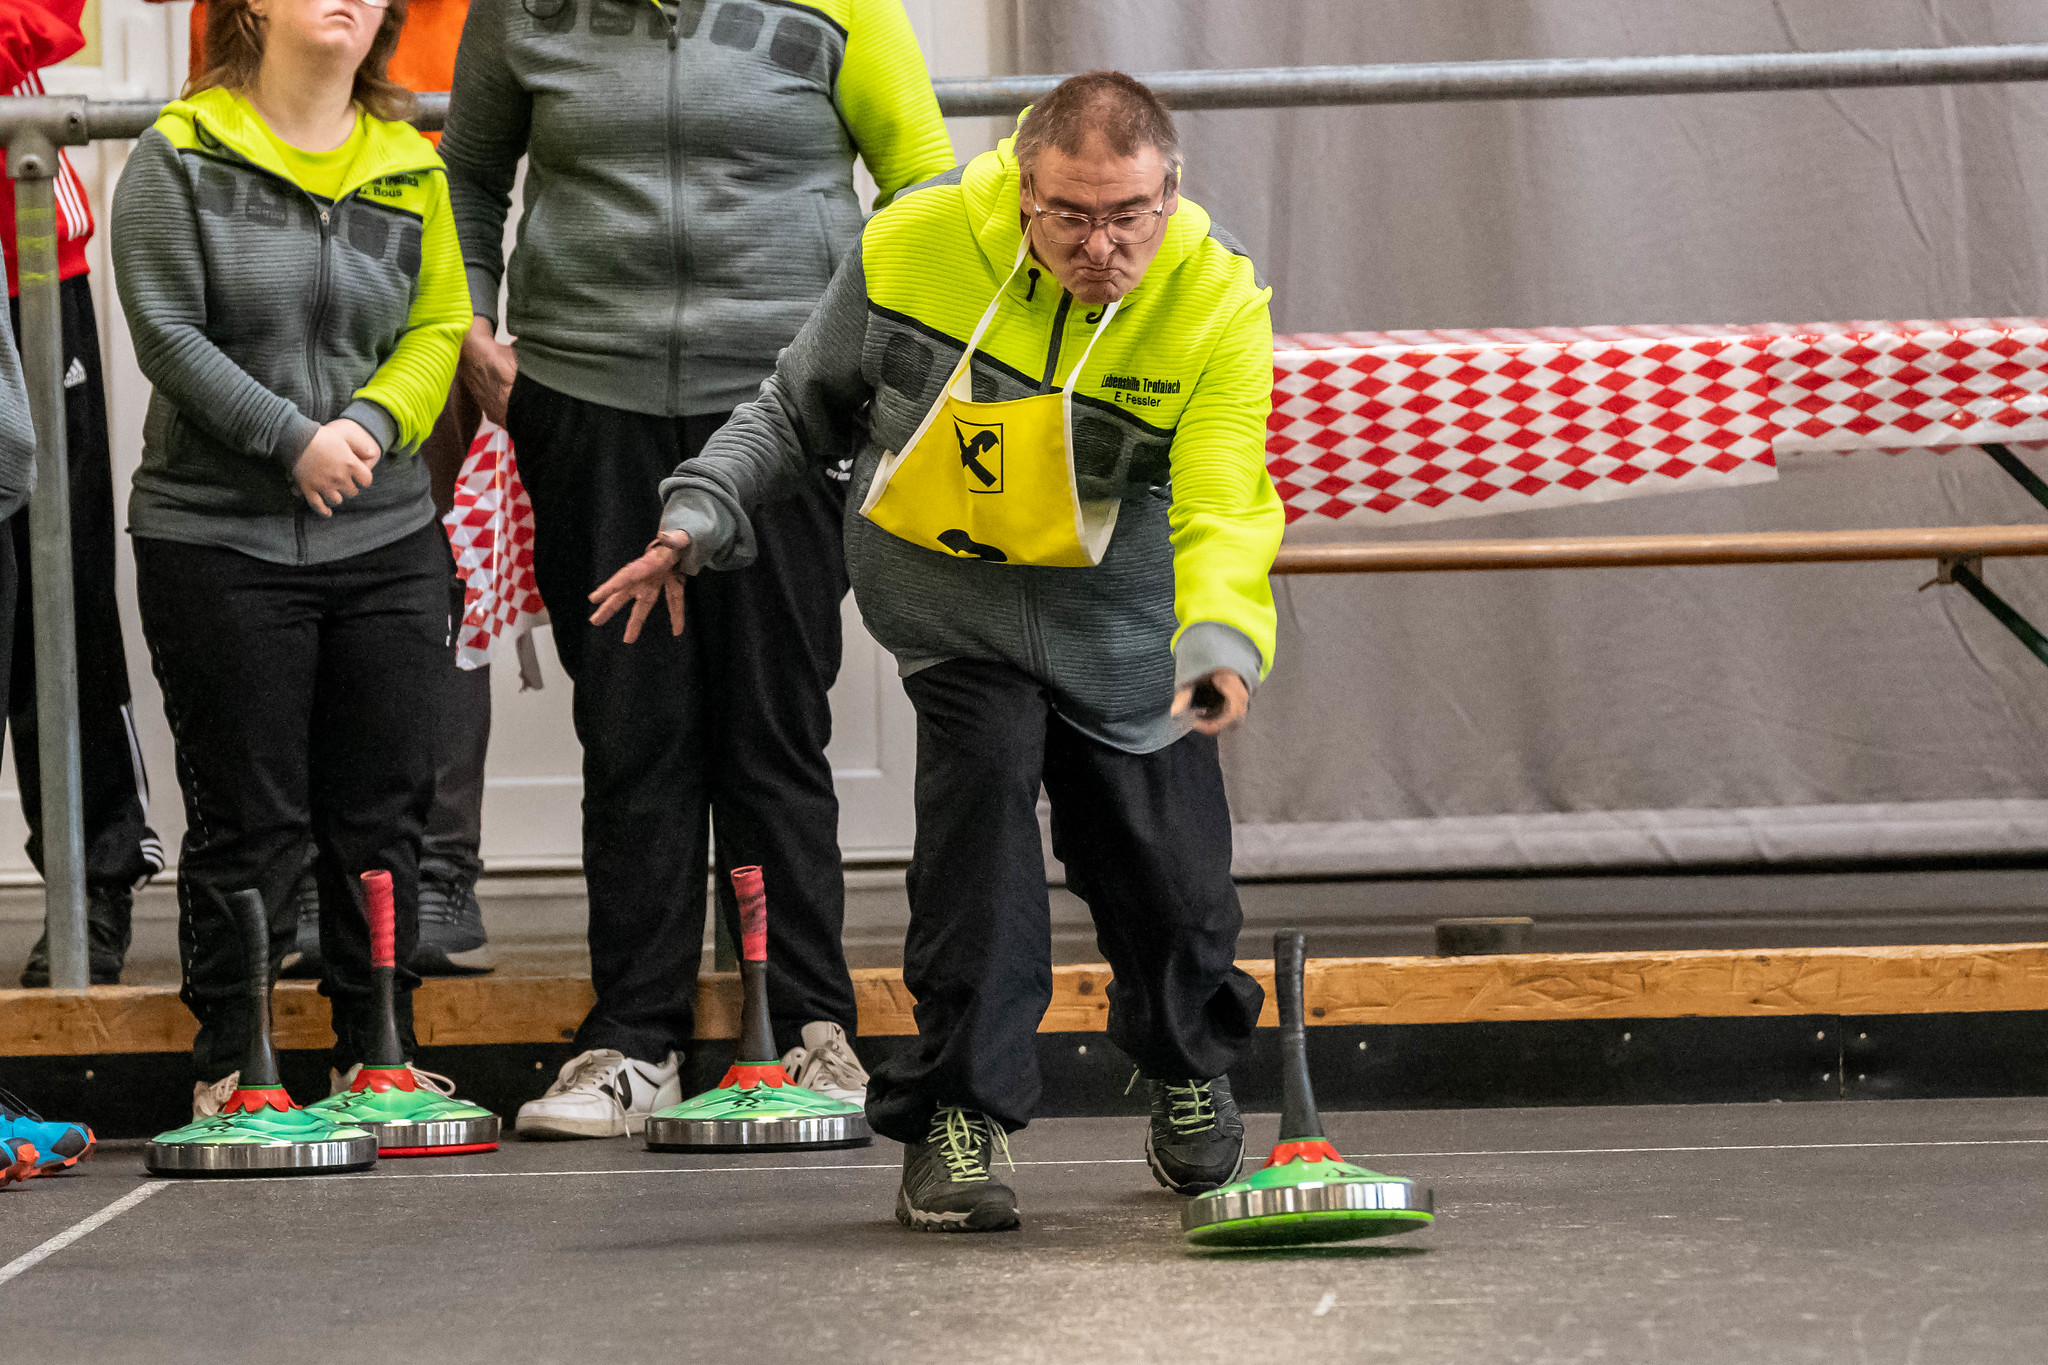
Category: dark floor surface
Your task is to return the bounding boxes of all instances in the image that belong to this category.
[4,1098,2047,1363]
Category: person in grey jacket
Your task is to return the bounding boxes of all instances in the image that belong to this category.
[441,0,955,1138]
[0,317,32,521]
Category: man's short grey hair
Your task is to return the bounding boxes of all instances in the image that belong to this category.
[1014,70,1182,179]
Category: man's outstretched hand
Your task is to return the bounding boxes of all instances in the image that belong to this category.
[1171,668,1250,735]
[589,535,689,643]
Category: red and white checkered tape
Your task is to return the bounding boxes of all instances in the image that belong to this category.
[1269,318,2048,527]
[443,418,547,672]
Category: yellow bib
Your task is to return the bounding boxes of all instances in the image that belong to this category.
[860,244,1122,567]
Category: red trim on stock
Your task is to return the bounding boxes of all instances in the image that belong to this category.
[717,1063,790,1090]
[360,871,397,969]
[379,1142,500,1158]
[349,1067,420,1094]
[732,866,768,963]
[222,1087,297,1115]
[1262,1139,1346,1168]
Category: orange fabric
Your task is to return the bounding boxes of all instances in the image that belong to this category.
[179,0,465,93]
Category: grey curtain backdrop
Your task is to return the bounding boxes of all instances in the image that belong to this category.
[1023,1,2048,875]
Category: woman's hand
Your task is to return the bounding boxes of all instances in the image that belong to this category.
[589,535,689,643]
[459,315,519,425]
[1171,668,1250,735]
[293,419,381,517]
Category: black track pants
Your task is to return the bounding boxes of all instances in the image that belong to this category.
[7,277,158,891]
[507,376,856,1063]
[866,658,1264,1144]
[136,523,451,1080]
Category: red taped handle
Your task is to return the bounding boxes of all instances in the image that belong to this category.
[361,870,396,969]
[732,865,767,963]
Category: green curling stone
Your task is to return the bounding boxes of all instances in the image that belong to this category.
[304,872,501,1156]
[1182,932,1433,1248]
[145,888,377,1177]
[309,1068,500,1156]
[645,865,870,1153]
[146,1087,378,1176]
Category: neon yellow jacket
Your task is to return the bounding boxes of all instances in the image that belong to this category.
[661,132,1285,750]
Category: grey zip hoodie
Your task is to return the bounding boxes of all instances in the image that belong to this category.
[0,309,34,522]
[440,0,955,418]
[112,92,470,566]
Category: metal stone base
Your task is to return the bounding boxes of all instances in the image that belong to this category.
[645,1112,872,1153]
[1182,1178,1434,1240]
[361,1114,502,1153]
[144,1134,379,1177]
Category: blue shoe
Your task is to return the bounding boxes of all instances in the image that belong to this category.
[0,1089,94,1175]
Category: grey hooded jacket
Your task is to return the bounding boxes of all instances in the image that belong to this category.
[440,0,956,418]
[0,313,34,521]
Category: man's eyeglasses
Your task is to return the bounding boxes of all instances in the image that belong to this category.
[1027,176,1174,247]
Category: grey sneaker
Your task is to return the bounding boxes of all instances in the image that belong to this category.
[1143,1075,1245,1194]
[896,1107,1020,1233]
[19,885,134,987]
[414,874,491,976]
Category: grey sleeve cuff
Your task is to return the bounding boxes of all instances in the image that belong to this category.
[339,399,400,455]
[269,412,322,471]
[1173,621,1264,695]
[465,264,503,328]
[657,486,754,574]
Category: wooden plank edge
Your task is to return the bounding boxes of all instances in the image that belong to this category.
[8,941,2048,1057]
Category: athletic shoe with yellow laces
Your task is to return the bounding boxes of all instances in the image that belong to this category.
[896,1106,1020,1232]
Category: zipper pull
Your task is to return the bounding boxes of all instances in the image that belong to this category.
[319,207,330,226]
[1025,268,1039,303]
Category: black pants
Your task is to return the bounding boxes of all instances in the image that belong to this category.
[866,658,1264,1144]
[420,578,490,890]
[508,376,856,1062]
[7,277,158,892]
[135,523,451,1080]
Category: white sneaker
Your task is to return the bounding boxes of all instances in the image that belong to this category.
[516,1049,681,1139]
[328,1064,458,1097]
[781,1021,869,1106]
[192,1071,240,1118]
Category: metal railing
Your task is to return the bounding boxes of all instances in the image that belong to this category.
[5,42,2048,986]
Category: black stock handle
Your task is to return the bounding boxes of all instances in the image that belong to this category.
[228,888,282,1089]
[1275,930,1324,1142]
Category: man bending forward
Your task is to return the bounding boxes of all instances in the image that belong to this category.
[594,70,1284,1232]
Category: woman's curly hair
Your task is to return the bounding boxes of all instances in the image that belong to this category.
[189,0,415,123]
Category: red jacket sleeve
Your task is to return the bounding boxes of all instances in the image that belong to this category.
[0,0,86,91]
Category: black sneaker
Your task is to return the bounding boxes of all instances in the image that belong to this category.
[413,875,492,977]
[1144,1075,1245,1194]
[19,885,133,987]
[896,1107,1021,1233]
[276,866,324,979]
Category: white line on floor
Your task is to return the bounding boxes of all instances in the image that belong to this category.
[0,1182,169,1287]
[130,1135,2048,1190]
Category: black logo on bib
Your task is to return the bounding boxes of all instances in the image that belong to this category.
[953,418,1003,493]
[937,530,1007,562]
